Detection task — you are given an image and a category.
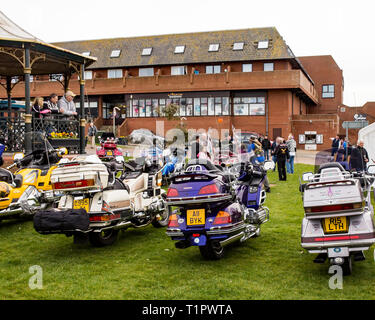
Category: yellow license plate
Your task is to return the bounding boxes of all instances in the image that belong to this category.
[73,198,90,212]
[187,209,205,226]
[323,216,348,234]
[106,151,113,156]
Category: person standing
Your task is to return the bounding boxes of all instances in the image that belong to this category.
[271,137,279,171]
[88,121,97,149]
[275,138,290,181]
[331,135,340,156]
[349,140,369,172]
[191,135,202,160]
[261,135,271,161]
[45,93,59,115]
[58,90,78,117]
[286,134,296,174]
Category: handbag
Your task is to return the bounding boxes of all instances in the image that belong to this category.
[289,151,296,156]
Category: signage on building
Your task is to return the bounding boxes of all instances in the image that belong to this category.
[342,121,368,129]
[168,93,183,99]
[304,131,317,135]
[354,114,367,121]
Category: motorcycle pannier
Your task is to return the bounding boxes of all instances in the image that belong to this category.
[33,209,90,233]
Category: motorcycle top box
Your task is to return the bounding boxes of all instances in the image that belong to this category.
[300,160,375,275]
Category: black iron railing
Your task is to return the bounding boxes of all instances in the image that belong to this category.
[0,111,26,152]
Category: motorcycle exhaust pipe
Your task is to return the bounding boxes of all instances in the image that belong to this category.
[219,232,245,247]
[93,221,133,232]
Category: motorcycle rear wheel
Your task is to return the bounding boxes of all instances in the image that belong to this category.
[88,229,119,247]
[342,256,353,276]
[152,207,171,228]
[199,241,224,260]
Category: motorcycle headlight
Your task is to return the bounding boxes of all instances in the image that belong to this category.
[0,182,10,198]
[248,186,258,193]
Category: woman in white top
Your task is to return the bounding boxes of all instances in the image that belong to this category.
[286,133,296,174]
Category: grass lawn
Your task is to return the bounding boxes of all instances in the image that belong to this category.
[0,163,374,300]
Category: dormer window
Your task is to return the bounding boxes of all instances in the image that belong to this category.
[258,40,269,49]
[233,42,244,51]
[82,51,90,56]
[208,44,219,52]
[142,48,152,56]
[110,49,121,58]
[174,45,185,54]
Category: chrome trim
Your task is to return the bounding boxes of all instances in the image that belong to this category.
[166,194,232,206]
[302,238,375,250]
[220,232,244,246]
[166,231,184,237]
[207,222,245,235]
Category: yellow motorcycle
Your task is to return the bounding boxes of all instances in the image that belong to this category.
[0,132,67,221]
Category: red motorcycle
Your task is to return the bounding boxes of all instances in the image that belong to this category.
[96,132,123,162]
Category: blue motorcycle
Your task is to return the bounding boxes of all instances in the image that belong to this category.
[165,159,273,259]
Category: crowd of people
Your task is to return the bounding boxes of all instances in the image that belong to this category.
[331,135,370,172]
[191,132,298,189]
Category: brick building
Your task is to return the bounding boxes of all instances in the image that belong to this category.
[0,27,350,150]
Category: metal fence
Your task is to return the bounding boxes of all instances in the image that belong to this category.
[0,113,80,154]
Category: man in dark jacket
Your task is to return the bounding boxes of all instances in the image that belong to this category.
[349,140,368,172]
[191,135,202,160]
[261,135,271,160]
[275,139,290,181]
[331,135,340,156]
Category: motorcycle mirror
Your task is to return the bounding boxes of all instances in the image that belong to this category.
[302,172,314,182]
[263,160,275,171]
[115,156,124,163]
[13,152,24,162]
[367,165,375,175]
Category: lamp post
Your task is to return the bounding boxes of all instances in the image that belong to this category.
[113,106,120,136]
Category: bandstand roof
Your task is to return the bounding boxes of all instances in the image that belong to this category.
[0,10,96,77]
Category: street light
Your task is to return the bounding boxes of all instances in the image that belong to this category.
[113,106,120,136]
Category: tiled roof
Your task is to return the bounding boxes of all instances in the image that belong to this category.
[53,27,295,69]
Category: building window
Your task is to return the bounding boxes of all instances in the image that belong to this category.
[110,49,121,58]
[233,96,266,116]
[208,44,219,52]
[142,48,152,56]
[242,64,252,72]
[107,69,123,79]
[139,67,154,77]
[174,45,185,54]
[171,66,186,75]
[258,40,269,49]
[82,51,90,56]
[233,42,244,50]
[264,63,274,71]
[322,84,335,98]
[206,65,221,74]
[84,71,93,80]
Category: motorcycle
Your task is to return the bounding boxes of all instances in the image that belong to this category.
[165,158,274,259]
[96,132,123,161]
[0,132,67,221]
[33,154,170,247]
[300,161,375,275]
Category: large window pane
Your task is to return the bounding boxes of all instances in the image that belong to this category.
[215,104,222,115]
[242,64,252,72]
[208,98,215,115]
[139,67,154,77]
[132,100,139,117]
[264,63,274,71]
[206,66,213,74]
[171,66,186,75]
[194,98,200,116]
[139,100,145,117]
[186,104,193,116]
[222,97,229,115]
[250,104,265,115]
[201,104,208,116]
[213,65,221,73]
[234,104,248,115]
[108,69,123,79]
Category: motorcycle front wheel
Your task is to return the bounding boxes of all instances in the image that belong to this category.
[199,241,224,260]
[88,229,119,247]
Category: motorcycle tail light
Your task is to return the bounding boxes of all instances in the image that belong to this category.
[305,202,362,213]
[198,184,219,195]
[213,211,232,225]
[53,179,95,190]
[168,214,179,227]
[167,188,179,197]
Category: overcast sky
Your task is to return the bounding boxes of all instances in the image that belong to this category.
[2,0,374,106]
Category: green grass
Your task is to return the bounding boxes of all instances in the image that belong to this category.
[0,163,374,300]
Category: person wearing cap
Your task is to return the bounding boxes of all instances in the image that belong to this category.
[58,90,78,117]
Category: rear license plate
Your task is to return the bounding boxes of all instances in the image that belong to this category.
[106,151,113,156]
[187,209,205,226]
[323,216,348,234]
[73,198,90,212]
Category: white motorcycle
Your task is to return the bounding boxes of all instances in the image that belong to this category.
[300,162,375,275]
[34,154,169,247]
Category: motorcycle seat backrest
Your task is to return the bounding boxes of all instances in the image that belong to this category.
[318,162,346,182]
[123,173,147,193]
[185,159,221,173]
[0,168,13,184]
